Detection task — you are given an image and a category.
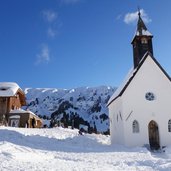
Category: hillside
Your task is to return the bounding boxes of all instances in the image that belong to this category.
[24,86,116,133]
[0,127,170,171]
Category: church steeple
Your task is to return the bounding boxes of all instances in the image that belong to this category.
[131,10,153,68]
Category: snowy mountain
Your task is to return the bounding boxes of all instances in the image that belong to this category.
[24,86,116,134]
[0,127,170,171]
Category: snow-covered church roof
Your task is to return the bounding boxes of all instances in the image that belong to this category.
[0,82,21,97]
[107,52,171,106]
[107,68,136,105]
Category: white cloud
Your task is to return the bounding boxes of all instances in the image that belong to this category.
[42,10,59,38]
[47,27,56,38]
[35,44,50,65]
[43,10,58,23]
[124,9,152,24]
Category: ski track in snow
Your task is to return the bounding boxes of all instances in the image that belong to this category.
[0,127,171,171]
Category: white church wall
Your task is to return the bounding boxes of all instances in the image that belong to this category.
[121,55,171,147]
[109,97,125,144]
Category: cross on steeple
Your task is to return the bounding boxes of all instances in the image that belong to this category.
[138,6,141,17]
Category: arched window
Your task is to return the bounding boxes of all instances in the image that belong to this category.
[141,38,148,44]
[132,120,139,133]
[168,120,171,132]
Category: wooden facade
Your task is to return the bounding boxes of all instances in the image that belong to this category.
[0,82,42,128]
[0,89,25,125]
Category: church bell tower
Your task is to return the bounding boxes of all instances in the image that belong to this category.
[131,10,153,68]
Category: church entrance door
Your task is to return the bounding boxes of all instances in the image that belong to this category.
[148,120,160,150]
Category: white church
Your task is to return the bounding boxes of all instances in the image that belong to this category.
[107,11,171,150]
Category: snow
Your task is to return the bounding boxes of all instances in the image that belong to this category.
[132,29,152,42]
[10,109,28,113]
[24,86,116,133]
[10,109,38,117]
[0,82,20,97]
[0,127,171,171]
[9,115,20,119]
[136,29,152,36]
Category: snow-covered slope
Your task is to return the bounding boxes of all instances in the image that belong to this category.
[24,86,116,133]
[0,127,171,171]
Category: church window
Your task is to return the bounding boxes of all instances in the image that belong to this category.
[168,120,171,132]
[141,38,148,44]
[132,120,139,133]
[145,92,155,101]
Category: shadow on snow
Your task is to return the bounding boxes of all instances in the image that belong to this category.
[0,129,112,153]
[0,128,153,154]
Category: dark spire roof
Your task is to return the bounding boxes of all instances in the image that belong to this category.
[134,10,152,37]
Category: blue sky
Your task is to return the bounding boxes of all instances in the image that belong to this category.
[0,0,171,89]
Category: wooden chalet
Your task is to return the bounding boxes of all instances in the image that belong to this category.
[0,82,42,128]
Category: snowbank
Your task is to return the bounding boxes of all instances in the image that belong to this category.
[0,127,170,171]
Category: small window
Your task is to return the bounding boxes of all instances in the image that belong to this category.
[168,120,171,132]
[141,38,148,44]
[133,120,139,133]
[145,92,155,101]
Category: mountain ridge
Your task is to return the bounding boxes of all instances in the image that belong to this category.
[24,86,116,134]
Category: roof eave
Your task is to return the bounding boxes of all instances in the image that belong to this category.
[107,95,120,107]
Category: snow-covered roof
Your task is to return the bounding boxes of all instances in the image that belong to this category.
[131,11,152,43]
[131,29,152,43]
[9,115,21,119]
[108,52,149,106]
[135,29,152,36]
[107,52,171,106]
[0,82,20,97]
[10,109,37,117]
[10,109,27,114]
[107,68,136,105]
